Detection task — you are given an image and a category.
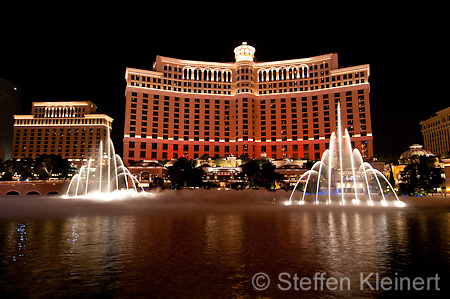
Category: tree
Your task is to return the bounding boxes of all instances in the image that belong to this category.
[35,155,72,179]
[0,155,73,181]
[259,161,282,190]
[398,156,444,195]
[388,165,396,189]
[0,158,34,180]
[241,159,260,188]
[238,153,250,163]
[0,160,13,181]
[241,159,282,190]
[305,160,316,169]
[186,166,204,187]
[167,157,205,188]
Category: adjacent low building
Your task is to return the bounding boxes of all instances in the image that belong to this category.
[12,101,113,165]
[127,160,165,188]
[421,107,450,157]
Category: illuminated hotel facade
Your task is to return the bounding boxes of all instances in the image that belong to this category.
[12,101,113,163]
[123,43,372,164]
[421,107,450,157]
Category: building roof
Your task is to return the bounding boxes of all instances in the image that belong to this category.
[400,144,434,160]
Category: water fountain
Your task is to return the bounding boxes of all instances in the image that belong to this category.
[287,102,404,207]
[65,130,143,198]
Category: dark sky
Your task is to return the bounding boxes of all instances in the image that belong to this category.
[1,7,447,160]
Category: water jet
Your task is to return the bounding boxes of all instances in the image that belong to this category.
[288,102,404,207]
[65,130,143,197]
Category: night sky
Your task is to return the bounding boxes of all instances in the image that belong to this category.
[1,7,447,160]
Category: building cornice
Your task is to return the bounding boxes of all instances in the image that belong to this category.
[157,55,235,68]
[255,53,337,68]
[126,67,162,78]
[32,101,94,107]
[330,64,370,76]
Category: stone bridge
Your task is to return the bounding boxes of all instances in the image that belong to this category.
[0,180,69,196]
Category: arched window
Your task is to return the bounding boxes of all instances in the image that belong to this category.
[303,66,309,78]
[292,67,298,79]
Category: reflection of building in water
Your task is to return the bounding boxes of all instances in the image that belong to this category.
[204,214,244,267]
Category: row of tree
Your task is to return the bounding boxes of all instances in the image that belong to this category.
[0,155,74,181]
[2,154,444,195]
[166,156,445,195]
[166,157,282,190]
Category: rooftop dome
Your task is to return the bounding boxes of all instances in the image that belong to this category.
[400,144,434,160]
[234,42,255,62]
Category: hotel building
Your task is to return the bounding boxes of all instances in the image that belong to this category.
[421,107,450,157]
[123,43,372,165]
[12,101,113,163]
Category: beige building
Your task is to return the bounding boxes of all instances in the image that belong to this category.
[421,107,450,157]
[12,101,113,164]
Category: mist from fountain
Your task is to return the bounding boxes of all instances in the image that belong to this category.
[65,130,143,198]
[288,102,404,207]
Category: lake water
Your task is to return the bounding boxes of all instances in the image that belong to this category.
[0,190,449,298]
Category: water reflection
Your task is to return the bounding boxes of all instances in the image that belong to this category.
[3,221,29,263]
[0,208,449,297]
